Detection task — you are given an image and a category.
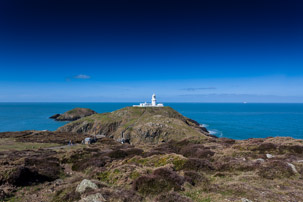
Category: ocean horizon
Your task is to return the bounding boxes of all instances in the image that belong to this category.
[0,102,302,140]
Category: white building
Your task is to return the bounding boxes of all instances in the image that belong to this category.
[133,94,164,107]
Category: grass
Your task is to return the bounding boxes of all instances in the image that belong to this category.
[182,189,213,202]
[0,138,60,151]
[126,154,187,170]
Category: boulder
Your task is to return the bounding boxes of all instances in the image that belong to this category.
[76,179,98,194]
[79,193,106,202]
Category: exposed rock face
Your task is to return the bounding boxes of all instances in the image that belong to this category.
[50,108,97,121]
[57,106,210,144]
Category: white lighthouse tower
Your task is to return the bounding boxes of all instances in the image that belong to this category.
[133,93,164,107]
[152,93,156,106]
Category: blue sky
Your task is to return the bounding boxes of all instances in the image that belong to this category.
[0,0,303,102]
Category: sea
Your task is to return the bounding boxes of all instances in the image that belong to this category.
[0,103,302,140]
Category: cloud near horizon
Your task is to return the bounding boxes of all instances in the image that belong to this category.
[73,74,91,79]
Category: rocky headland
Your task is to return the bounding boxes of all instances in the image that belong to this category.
[1,106,303,202]
[57,106,211,144]
[50,108,96,121]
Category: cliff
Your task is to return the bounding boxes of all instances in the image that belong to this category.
[57,106,210,144]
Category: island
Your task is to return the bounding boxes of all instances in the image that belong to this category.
[50,108,97,121]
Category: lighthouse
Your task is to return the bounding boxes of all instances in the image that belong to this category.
[152,93,156,106]
[133,94,164,107]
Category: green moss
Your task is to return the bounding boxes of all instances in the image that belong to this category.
[4,195,22,202]
[130,171,141,180]
[97,171,110,182]
[113,169,120,174]
[182,190,212,202]
[51,186,80,202]
[172,158,187,171]
[97,169,122,185]
[127,157,149,165]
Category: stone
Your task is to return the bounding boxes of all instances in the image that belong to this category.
[287,163,298,174]
[76,179,98,194]
[266,154,274,159]
[241,198,253,202]
[253,158,265,163]
[79,193,106,202]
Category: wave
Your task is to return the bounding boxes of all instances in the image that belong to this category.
[208,129,223,137]
[199,123,223,137]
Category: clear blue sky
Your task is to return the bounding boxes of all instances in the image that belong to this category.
[0,0,303,102]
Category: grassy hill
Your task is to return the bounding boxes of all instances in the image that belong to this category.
[57,106,210,144]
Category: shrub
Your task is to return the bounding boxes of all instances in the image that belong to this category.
[258,160,295,179]
[107,149,128,159]
[72,156,109,171]
[217,138,236,145]
[133,168,184,196]
[180,144,215,159]
[124,148,144,156]
[184,171,208,186]
[24,157,61,181]
[215,158,258,172]
[155,192,192,202]
[254,143,277,153]
[279,145,303,154]
[133,175,173,195]
[153,168,184,188]
[182,158,214,171]
[52,186,81,202]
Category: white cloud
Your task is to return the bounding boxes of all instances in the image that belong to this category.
[73,74,91,79]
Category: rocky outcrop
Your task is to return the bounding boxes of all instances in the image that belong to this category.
[57,106,210,144]
[50,108,96,121]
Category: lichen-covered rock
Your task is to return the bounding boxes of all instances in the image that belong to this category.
[76,179,98,194]
[79,193,105,202]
